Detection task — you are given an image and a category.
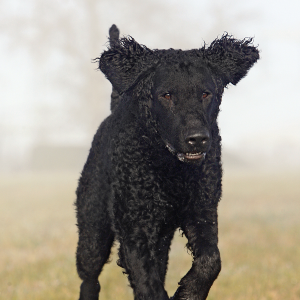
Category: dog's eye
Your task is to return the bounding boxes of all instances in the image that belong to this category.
[163,93,171,100]
[202,92,210,99]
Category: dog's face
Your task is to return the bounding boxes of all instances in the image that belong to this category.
[99,34,259,164]
[151,61,220,164]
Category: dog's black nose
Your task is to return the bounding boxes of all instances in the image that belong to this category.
[185,130,210,148]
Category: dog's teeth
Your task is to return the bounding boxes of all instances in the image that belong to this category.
[187,152,202,156]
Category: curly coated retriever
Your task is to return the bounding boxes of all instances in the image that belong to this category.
[75,24,259,300]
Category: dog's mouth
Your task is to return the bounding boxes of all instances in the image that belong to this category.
[178,152,206,161]
[166,143,206,163]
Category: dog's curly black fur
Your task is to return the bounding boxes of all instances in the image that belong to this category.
[75,25,259,300]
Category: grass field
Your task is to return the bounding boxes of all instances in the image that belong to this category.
[1,171,299,299]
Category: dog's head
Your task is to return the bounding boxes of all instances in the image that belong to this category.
[99,31,259,165]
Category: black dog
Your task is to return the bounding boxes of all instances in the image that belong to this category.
[75,25,259,300]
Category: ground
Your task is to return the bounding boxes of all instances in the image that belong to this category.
[1,171,300,300]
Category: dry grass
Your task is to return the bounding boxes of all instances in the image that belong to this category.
[0,171,300,299]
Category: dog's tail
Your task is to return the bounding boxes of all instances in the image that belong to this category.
[109,24,120,47]
[108,24,121,112]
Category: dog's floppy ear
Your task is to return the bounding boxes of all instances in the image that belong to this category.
[99,37,155,93]
[206,34,259,86]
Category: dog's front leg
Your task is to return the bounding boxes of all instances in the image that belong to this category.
[172,206,221,300]
[118,234,170,300]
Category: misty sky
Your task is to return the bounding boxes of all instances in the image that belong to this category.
[1,0,300,170]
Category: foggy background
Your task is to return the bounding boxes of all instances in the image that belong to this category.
[1,0,300,174]
[2,2,300,299]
